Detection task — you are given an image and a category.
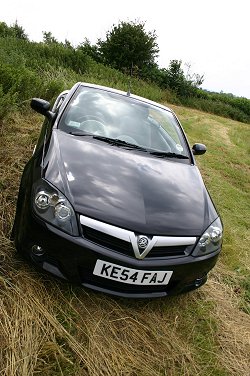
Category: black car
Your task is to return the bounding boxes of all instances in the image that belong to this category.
[11,82,223,298]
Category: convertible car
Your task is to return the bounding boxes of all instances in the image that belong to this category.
[11,82,223,298]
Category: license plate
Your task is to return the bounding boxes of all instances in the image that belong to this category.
[93,259,173,286]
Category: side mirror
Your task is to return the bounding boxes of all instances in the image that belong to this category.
[31,98,55,120]
[192,143,207,155]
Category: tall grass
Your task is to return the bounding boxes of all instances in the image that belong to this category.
[0,36,172,123]
[1,35,249,124]
[180,95,250,124]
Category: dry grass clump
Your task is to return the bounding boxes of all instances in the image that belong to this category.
[0,110,249,375]
[1,261,250,375]
[57,291,201,376]
[203,265,250,375]
[0,263,84,375]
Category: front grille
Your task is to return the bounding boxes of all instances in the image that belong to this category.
[82,226,134,256]
[82,225,191,258]
[147,246,187,257]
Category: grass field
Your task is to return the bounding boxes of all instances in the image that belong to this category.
[0,104,249,375]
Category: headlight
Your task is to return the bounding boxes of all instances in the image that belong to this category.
[33,179,78,236]
[192,217,223,257]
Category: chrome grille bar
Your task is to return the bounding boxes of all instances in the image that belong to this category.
[80,215,196,259]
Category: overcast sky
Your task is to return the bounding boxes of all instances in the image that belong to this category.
[1,0,250,98]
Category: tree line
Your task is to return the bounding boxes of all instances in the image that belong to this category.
[0,20,249,124]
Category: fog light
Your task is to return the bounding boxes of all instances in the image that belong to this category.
[31,245,45,256]
[195,277,205,287]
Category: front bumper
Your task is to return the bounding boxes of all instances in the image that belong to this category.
[17,216,220,298]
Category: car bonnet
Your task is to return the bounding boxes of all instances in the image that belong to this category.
[43,130,218,236]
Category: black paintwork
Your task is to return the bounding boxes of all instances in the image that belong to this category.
[43,130,217,235]
[12,82,222,298]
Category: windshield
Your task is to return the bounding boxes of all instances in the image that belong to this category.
[59,86,189,157]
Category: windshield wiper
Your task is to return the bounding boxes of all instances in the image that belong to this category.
[69,133,148,151]
[69,131,92,136]
[69,133,188,159]
[93,135,148,151]
[149,151,189,159]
